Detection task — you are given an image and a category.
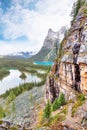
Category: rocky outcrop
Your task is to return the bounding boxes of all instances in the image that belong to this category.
[45,6,87,103]
[43,28,59,49]
[50,100,87,130]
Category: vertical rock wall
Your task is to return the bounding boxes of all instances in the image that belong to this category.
[45,11,87,103]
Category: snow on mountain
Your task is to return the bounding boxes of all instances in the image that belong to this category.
[6,51,36,58]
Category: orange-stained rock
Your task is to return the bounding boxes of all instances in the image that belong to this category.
[45,9,87,103]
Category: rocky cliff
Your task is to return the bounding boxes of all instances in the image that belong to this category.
[45,4,87,103]
[43,4,87,130]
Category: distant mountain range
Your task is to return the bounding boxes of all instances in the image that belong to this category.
[5,51,36,58]
[1,27,67,61]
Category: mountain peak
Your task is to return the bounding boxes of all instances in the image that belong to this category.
[43,29,58,49]
[29,28,60,61]
[48,28,54,33]
[47,28,56,37]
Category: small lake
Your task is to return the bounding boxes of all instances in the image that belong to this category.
[0,69,41,95]
[34,61,53,66]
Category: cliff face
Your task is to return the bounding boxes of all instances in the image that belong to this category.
[45,7,87,103]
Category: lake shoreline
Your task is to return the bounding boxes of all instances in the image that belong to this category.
[0,69,42,95]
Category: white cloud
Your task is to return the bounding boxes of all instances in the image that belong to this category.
[0,0,76,55]
[0,40,39,55]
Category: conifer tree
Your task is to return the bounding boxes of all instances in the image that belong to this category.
[52,93,65,111]
[71,0,85,19]
[0,105,5,118]
[44,100,51,119]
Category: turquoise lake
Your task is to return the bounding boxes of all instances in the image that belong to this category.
[34,61,53,66]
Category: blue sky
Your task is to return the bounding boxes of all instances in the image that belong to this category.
[0,0,76,55]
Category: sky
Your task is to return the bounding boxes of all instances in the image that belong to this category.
[0,0,76,55]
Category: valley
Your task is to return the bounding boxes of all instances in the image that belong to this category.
[0,69,41,95]
[0,0,87,129]
[0,58,50,129]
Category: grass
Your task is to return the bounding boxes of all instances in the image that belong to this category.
[37,109,44,128]
[72,100,83,117]
[51,105,68,123]
[60,105,68,115]
[43,110,66,128]
[49,114,65,126]
[72,93,85,117]
[50,111,66,125]
[0,120,3,124]
[37,104,68,129]
[10,126,19,130]
[81,4,87,15]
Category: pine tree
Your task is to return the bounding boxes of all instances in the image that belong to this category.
[12,102,16,113]
[54,39,59,58]
[43,100,51,119]
[0,105,5,119]
[59,93,66,105]
[71,0,86,19]
[52,93,66,111]
[52,98,61,111]
[6,91,16,105]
